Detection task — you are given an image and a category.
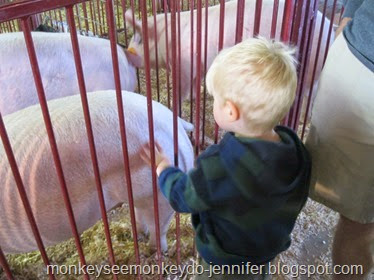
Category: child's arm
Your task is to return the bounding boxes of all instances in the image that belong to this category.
[140,142,213,213]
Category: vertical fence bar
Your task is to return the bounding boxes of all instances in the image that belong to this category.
[285,0,308,127]
[121,0,128,45]
[82,2,89,33]
[151,0,161,102]
[97,0,104,34]
[291,0,319,131]
[301,0,328,139]
[58,9,65,32]
[214,0,226,144]
[189,0,194,128]
[100,0,107,34]
[322,0,338,64]
[280,0,295,42]
[175,0,182,266]
[75,5,82,32]
[139,1,163,275]
[253,0,262,36]
[201,0,209,145]
[65,8,118,279]
[194,0,203,156]
[235,0,245,43]
[163,0,171,108]
[20,18,89,279]
[339,6,344,23]
[0,247,13,280]
[270,0,279,38]
[177,0,182,117]
[90,1,98,36]
[0,114,55,280]
[106,1,143,278]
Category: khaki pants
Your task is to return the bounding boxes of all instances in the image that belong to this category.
[193,258,272,280]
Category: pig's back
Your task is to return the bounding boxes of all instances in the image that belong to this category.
[0,90,193,253]
[0,32,136,116]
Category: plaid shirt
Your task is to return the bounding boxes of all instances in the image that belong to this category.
[159,126,311,265]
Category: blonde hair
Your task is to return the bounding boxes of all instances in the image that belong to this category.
[206,37,297,133]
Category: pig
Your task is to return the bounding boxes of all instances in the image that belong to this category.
[0,32,141,116]
[0,90,194,254]
[125,0,334,101]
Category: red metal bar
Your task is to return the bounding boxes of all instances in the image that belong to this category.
[291,0,319,131]
[214,0,226,144]
[339,6,344,23]
[280,0,295,42]
[82,2,89,33]
[20,18,89,278]
[66,8,118,278]
[6,21,11,31]
[104,1,142,278]
[97,0,103,34]
[253,0,262,36]
[290,0,306,47]
[151,0,161,102]
[0,0,86,23]
[100,0,106,34]
[195,0,202,155]
[285,0,308,128]
[270,0,279,39]
[301,0,328,140]
[201,0,208,145]
[129,0,141,93]
[235,0,245,43]
[168,0,182,266]
[177,0,182,117]
[90,1,97,36]
[139,0,163,273]
[163,0,171,108]
[323,0,338,64]
[0,114,55,280]
[116,0,120,29]
[121,0,128,45]
[189,0,194,128]
[75,5,82,31]
[58,9,65,32]
[0,247,14,280]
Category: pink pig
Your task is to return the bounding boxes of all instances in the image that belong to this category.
[125,0,334,101]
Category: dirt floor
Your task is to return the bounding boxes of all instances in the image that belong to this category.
[2,0,373,280]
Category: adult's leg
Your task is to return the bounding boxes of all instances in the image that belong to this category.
[332,215,374,280]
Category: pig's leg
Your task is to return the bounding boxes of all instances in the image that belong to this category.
[137,197,174,252]
[134,207,149,237]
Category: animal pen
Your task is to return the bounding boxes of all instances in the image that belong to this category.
[0,0,341,279]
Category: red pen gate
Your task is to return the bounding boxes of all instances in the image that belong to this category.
[0,0,341,279]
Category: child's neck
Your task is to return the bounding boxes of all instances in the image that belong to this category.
[235,129,280,142]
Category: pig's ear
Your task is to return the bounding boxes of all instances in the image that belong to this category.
[125,9,142,33]
[125,49,143,68]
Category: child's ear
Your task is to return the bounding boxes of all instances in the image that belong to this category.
[224,100,239,122]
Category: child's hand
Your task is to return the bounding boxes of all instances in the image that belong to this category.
[140,142,171,176]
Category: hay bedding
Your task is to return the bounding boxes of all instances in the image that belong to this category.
[1,1,344,279]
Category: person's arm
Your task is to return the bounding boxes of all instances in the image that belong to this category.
[336,0,363,38]
[140,142,213,213]
[157,166,211,213]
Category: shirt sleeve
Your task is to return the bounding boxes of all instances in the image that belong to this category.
[158,166,211,214]
[342,0,363,18]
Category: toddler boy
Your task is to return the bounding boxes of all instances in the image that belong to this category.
[141,37,311,279]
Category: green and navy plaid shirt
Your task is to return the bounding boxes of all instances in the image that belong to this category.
[159,126,311,265]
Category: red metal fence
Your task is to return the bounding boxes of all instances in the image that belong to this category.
[0,0,340,279]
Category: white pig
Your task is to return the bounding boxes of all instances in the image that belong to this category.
[0,32,141,116]
[125,0,334,101]
[0,90,194,254]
